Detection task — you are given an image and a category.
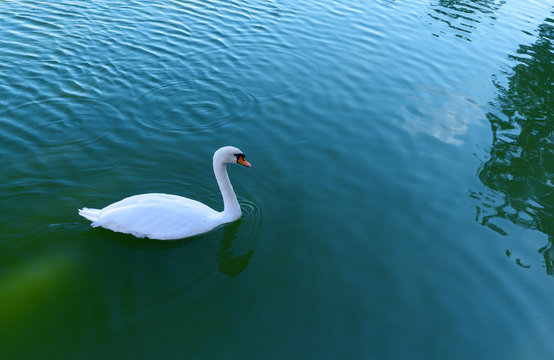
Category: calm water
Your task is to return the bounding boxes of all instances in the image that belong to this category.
[1,0,553,358]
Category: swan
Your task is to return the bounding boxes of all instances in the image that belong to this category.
[78,146,252,240]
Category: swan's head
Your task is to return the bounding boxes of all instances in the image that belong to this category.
[214,146,252,168]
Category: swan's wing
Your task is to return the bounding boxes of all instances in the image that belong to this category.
[95,194,220,240]
[101,193,198,211]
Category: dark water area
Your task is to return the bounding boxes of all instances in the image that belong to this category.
[0,0,553,359]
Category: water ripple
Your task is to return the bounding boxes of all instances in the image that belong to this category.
[231,197,264,247]
[185,43,318,99]
[427,0,505,41]
[135,78,258,134]
[0,97,124,153]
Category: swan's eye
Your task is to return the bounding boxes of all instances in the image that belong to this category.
[234,153,245,162]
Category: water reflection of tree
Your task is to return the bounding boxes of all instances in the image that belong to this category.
[428,0,504,40]
[476,14,554,274]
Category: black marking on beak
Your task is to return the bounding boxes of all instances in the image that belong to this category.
[234,153,251,167]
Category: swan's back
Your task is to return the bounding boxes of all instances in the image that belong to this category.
[85,193,222,240]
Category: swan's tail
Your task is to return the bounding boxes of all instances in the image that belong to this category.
[78,207,101,223]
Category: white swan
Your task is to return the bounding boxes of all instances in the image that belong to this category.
[78,146,252,240]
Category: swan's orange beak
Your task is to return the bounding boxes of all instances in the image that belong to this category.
[238,157,252,168]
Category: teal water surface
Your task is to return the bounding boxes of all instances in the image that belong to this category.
[1,0,553,358]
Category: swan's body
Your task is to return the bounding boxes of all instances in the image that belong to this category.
[78,146,251,240]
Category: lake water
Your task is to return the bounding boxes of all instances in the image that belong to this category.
[1,0,553,358]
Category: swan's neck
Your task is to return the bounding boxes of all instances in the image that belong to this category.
[213,161,241,221]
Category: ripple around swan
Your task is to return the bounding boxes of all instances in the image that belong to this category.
[135,78,258,133]
[101,177,264,248]
[155,180,264,249]
[236,197,264,241]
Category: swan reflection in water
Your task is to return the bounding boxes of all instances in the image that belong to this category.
[217,219,254,277]
[90,214,256,279]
